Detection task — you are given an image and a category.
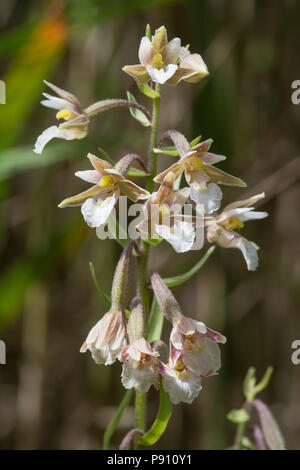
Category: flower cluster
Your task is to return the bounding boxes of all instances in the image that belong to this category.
[34,25,268,411]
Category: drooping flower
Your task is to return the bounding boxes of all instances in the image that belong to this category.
[138,171,195,253]
[159,360,202,405]
[120,338,160,393]
[58,153,150,231]
[80,242,137,365]
[80,308,127,365]
[154,130,246,214]
[33,81,89,154]
[122,26,209,86]
[151,272,226,403]
[206,193,268,271]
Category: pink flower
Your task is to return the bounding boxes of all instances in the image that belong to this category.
[58,153,149,230]
[120,338,160,393]
[123,26,209,86]
[80,309,127,365]
[206,193,268,270]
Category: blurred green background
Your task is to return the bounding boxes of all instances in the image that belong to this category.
[0,0,300,450]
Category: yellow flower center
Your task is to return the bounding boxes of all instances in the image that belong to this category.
[223,217,244,231]
[56,108,76,121]
[175,360,185,372]
[99,175,115,187]
[188,157,204,172]
[152,53,164,69]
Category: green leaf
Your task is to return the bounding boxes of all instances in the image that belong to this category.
[147,298,164,343]
[190,135,202,147]
[97,147,115,166]
[89,262,111,306]
[127,167,149,177]
[138,385,172,447]
[102,389,134,450]
[138,83,160,99]
[163,246,215,287]
[153,146,179,157]
[227,409,250,424]
[126,91,152,127]
[241,436,257,450]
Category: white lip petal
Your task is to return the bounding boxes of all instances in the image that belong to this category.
[121,359,158,393]
[75,170,101,184]
[146,64,178,84]
[155,221,195,253]
[236,238,259,271]
[81,195,116,228]
[239,211,268,222]
[163,37,181,65]
[138,36,153,65]
[33,125,61,154]
[190,183,223,214]
[162,369,202,405]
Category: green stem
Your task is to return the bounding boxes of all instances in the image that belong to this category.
[233,420,247,450]
[147,83,161,193]
[134,82,161,449]
[103,389,134,450]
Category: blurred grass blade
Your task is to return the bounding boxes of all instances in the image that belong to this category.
[89,262,111,306]
[163,246,216,287]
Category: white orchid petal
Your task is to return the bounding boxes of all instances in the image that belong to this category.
[146,64,178,84]
[239,211,268,222]
[81,195,116,228]
[41,93,74,111]
[237,238,259,271]
[163,37,181,64]
[33,126,61,154]
[75,170,101,184]
[121,359,158,393]
[156,221,195,253]
[183,338,221,376]
[138,36,153,65]
[190,183,223,214]
[162,369,202,405]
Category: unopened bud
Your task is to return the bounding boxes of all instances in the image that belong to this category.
[111,242,137,310]
[115,153,148,176]
[127,297,145,343]
[151,272,182,323]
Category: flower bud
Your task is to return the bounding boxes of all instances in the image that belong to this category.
[127,297,145,343]
[151,272,182,322]
[111,241,138,310]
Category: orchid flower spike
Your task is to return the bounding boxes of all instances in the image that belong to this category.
[58,153,150,232]
[151,272,226,404]
[123,25,209,86]
[155,130,246,214]
[206,193,268,271]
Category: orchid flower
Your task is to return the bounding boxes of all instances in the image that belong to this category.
[58,153,150,230]
[33,81,89,154]
[120,338,160,393]
[206,193,268,271]
[80,308,127,365]
[151,272,226,403]
[122,26,209,86]
[138,171,195,252]
[154,130,246,214]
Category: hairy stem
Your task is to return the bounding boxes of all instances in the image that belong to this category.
[147,83,161,192]
[135,82,161,449]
